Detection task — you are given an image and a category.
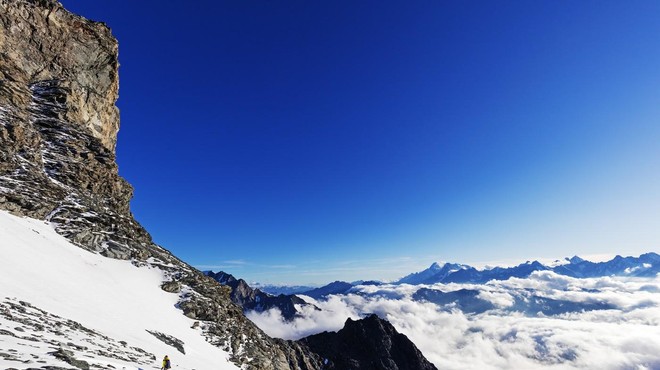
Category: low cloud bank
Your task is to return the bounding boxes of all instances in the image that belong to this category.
[246,295,361,340]
[246,272,660,370]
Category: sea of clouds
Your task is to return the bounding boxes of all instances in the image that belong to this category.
[246,271,660,370]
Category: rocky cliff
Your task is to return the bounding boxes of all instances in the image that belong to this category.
[0,0,150,259]
[0,1,436,369]
[301,314,438,370]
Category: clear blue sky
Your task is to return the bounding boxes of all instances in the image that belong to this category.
[60,0,660,285]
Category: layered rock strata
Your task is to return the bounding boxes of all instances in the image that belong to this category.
[0,0,149,259]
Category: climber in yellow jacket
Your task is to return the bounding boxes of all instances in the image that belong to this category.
[161,355,171,369]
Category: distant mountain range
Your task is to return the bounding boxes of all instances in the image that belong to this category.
[411,286,619,316]
[299,281,355,299]
[396,252,659,285]
[209,274,362,313]
[251,284,317,296]
[553,253,660,278]
[202,252,660,329]
[252,253,659,302]
[396,262,470,285]
[256,280,384,297]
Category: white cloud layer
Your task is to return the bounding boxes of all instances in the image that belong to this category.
[246,272,660,370]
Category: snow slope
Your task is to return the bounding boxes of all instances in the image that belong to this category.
[0,210,239,370]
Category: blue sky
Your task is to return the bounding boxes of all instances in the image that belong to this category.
[60,0,660,285]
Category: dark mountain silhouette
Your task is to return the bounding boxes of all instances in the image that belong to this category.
[300,314,438,370]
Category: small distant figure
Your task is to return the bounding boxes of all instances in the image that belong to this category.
[161,355,171,369]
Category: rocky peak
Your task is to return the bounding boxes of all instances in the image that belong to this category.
[568,255,585,264]
[300,314,438,370]
[640,252,660,262]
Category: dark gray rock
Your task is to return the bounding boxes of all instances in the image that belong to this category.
[299,314,437,370]
[48,348,89,370]
[206,271,315,320]
[146,330,186,354]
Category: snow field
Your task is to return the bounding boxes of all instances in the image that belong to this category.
[0,210,239,369]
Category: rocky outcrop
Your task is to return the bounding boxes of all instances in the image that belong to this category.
[49,347,91,370]
[0,1,437,369]
[206,271,314,320]
[0,0,119,152]
[300,314,438,370]
[0,0,154,260]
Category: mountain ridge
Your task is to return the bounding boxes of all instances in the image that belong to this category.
[205,270,315,320]
[300,314,438,370]
[278,254,659,296]
[392,253,659,286]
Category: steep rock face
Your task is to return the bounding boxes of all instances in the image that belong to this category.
[0,0,152,259]
[300,314,438,370]
[0,0,119,152]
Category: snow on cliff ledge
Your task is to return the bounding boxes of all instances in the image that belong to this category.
[0,210,238,370]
